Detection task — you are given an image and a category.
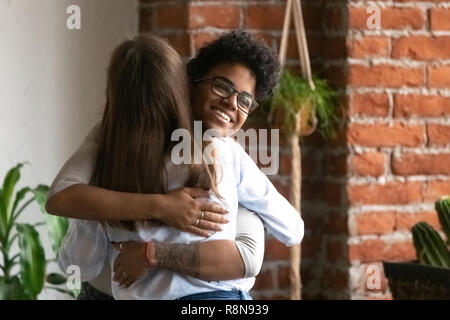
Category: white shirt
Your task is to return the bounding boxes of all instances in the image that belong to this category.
[58,136,304,300]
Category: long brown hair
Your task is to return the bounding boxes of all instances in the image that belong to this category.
[92,35,219,231]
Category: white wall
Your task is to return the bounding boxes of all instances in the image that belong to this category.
[0,0,138,299]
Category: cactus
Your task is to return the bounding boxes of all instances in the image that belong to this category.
[412,222,450,269]
[435,196,450,246]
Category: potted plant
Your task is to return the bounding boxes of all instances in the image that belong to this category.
[383,196,450,300]
[0,163,74,299]
[267,68,340,139]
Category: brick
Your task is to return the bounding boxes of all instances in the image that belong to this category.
[394,94,450,118]
[349,7,424,30]
[348,65,423,87]
[139,8,154,32]
[395,211,441,232]
[324,213,348,235]
[349,239,415,263]
[392,36,450,60]
[189,6,240,29]
[348,181,423,205]
[323,183,343,207]
[264,238,290,260]
[431,8,450,31]
[323,36,347,59]
[349,37,390,59]
[355,211,396,235]
[325,7,344,31]
[351,93,390,117]
[164,33,190,57]
[302,180,324,202]
[347,123,425,147]
[323,154,348,177]
[424,180,450,202]
[428,124,450,146]
[392,153,450,175]
[245,5,285,30]
[384,241,416,262]
[352,152,386,177]
[327,240,343,263]
[301,153,319,178]
[429,66,450,88]
[286,34,323,60]
[156,5,188,29]
[350,239,386,263]
[302,5,324,31]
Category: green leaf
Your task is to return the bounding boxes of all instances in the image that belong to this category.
[32,185,69,254]
[46,273,67,285]
[11,187,31,219]
[16,223,46,297]
[0,276,34,300]
[2,163,25,221]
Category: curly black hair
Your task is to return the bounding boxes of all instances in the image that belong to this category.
[187,30,281,100]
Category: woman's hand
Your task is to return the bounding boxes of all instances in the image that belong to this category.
[111,241,149,288]
[154,187,229,237]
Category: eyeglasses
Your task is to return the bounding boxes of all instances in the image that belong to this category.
[194,76,258,114]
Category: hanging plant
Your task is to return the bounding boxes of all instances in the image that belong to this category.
[267,68,340,139]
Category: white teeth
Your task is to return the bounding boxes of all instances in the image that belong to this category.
[213,108,230,122]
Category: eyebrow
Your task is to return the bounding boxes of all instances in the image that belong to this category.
[215,76,253,97]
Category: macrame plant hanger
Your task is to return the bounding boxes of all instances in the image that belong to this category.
[279,0,315,300]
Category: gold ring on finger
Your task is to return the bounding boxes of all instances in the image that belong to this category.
[195,218,200,227]
[200,211,205,220]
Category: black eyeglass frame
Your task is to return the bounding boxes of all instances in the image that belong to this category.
[193,76,259,114]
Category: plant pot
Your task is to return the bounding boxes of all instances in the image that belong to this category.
[298,100,317,136]
[269,100,317,137]
[383,261,450,300]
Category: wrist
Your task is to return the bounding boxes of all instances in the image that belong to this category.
[147,194,163,220]
[145,241,157,268]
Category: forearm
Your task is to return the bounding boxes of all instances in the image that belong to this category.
[151,240,245,281]
[46,184,162,221]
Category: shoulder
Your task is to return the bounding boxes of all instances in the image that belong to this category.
[84,120,102,143]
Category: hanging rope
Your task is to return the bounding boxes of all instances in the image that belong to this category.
[278,0,315,300]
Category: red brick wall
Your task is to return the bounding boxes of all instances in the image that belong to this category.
[138,0,450,300]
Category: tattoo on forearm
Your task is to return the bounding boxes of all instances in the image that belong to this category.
[155,243,200,278]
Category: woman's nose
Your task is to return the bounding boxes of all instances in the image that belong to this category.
[224,92,239,111]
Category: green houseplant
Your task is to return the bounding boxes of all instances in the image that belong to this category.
[267,68,340,139]
[0,163,73,299]
[383,196,450,299]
